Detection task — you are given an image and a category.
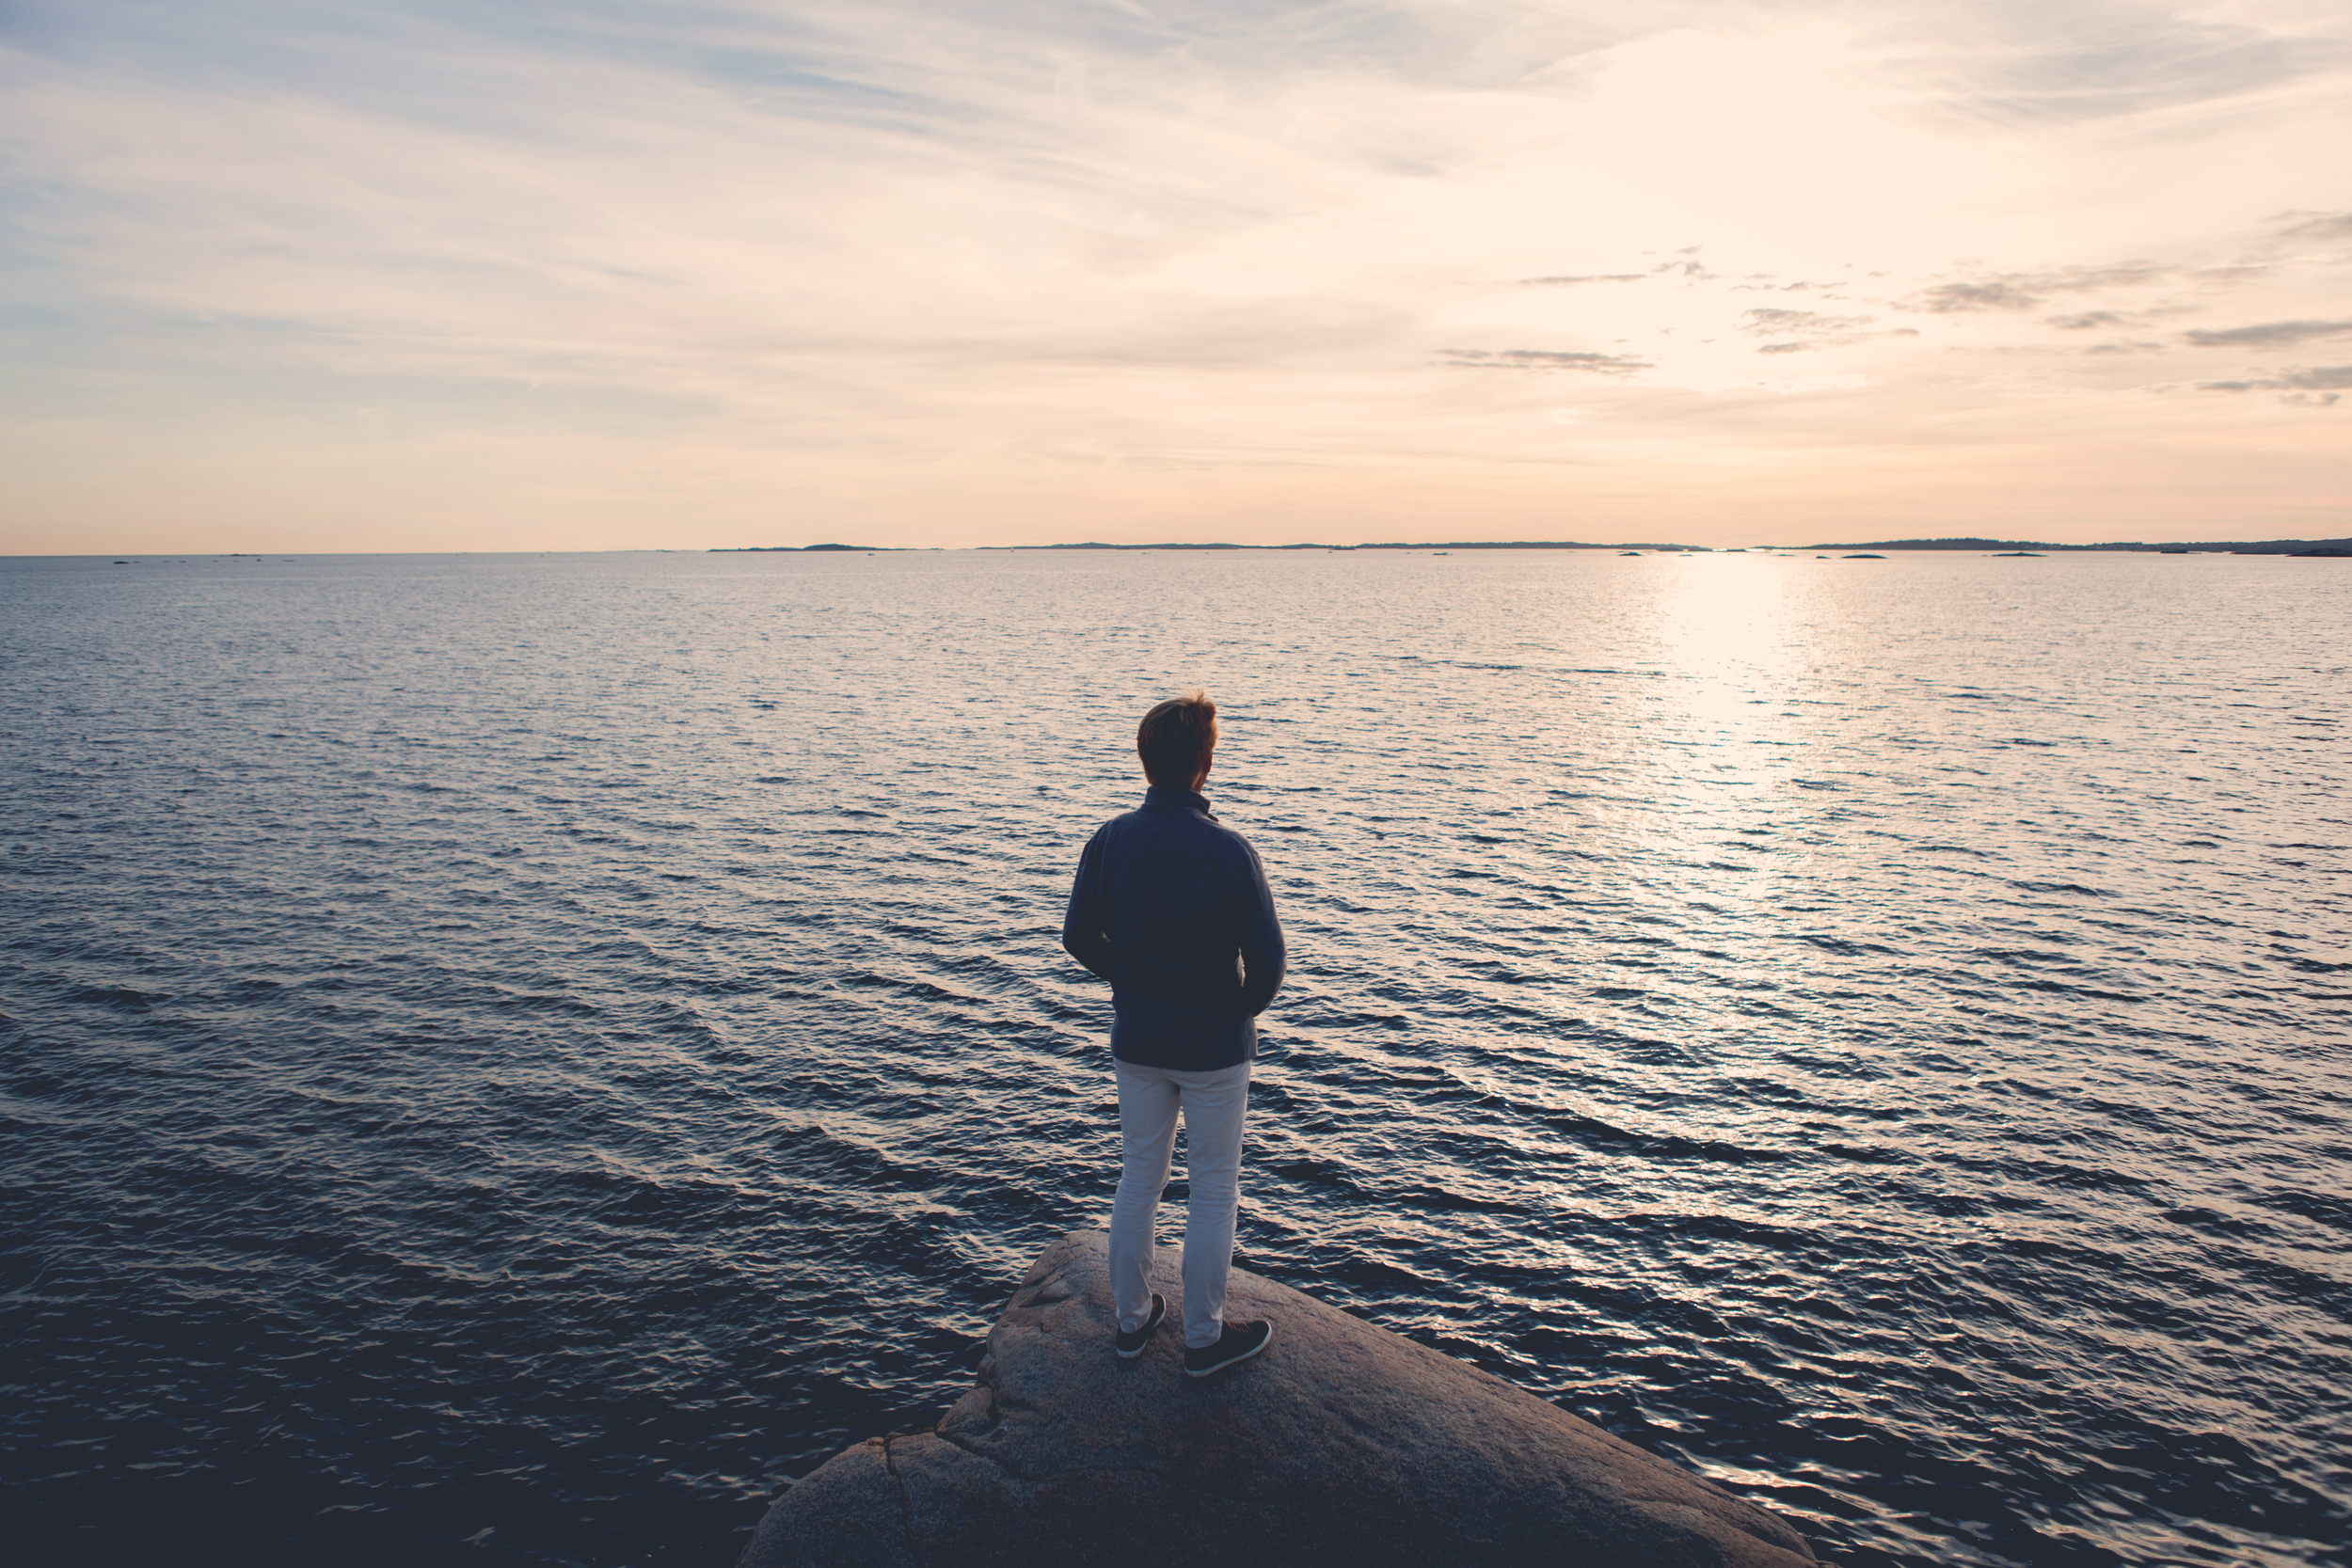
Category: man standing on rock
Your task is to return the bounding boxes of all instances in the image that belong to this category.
[1062,691,1285,1378]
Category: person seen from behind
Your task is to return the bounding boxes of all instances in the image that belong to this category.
[1061,691,1286,1377]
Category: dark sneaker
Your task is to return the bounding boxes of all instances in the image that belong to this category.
[1115,1294,1167,1358]
[1183,1320,1273,1378]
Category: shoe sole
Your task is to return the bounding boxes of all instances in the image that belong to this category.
[1184,1322,1273,1378]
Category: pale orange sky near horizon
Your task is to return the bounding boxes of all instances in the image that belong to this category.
[3,0,2348,554]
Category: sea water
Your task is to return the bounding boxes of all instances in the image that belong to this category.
[1,547,2345,1566]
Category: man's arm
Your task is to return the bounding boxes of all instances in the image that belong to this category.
[1232,840,1286,1016]
[1060,829,1118,982]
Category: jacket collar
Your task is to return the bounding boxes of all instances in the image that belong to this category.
[1142,783,1213,817]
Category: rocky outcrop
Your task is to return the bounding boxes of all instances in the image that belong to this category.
[739,1231,1815,1567]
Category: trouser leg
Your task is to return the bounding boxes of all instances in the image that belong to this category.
[1174,1061,1252,1349]
[1108,1060,1181,1335]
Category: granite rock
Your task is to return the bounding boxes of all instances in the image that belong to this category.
[739,1230,1816,1568]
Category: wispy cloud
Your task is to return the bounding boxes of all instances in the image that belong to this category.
[1439,349,1653,374]
[2271,210,2352,243]
[1869,10,2344,125]
[1739,307,1885,353]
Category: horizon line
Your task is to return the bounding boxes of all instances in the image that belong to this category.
[12,533,2351,560]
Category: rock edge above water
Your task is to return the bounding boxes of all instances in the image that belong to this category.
[739,1230,1817,1567]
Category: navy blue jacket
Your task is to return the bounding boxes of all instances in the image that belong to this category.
[1060,784,1286,1070]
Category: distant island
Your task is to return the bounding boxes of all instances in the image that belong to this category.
[714,535,2350,555]
[1795,536,2352,555]
[713,543,889,551]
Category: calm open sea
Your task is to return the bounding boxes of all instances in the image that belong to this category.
[1,548,2346,1568]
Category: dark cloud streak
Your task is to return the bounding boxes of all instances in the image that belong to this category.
[1741,308,1872,334]
[2183,319,2352,348]
[1900,263,2167,313]
[2190,365,2352,406]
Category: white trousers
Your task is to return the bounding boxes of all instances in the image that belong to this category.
[1107,1058,1251,1350]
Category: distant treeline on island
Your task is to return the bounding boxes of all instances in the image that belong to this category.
[715,535,2352,556]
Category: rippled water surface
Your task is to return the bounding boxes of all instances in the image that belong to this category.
[3,548,2347,1567]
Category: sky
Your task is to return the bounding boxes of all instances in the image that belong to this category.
[3,0,2347,552]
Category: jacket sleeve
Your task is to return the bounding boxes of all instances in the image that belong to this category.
[1232,840,1286,1017]
[1060,829,1118,982]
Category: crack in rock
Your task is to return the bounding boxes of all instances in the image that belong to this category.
[879,1434,921,1568]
